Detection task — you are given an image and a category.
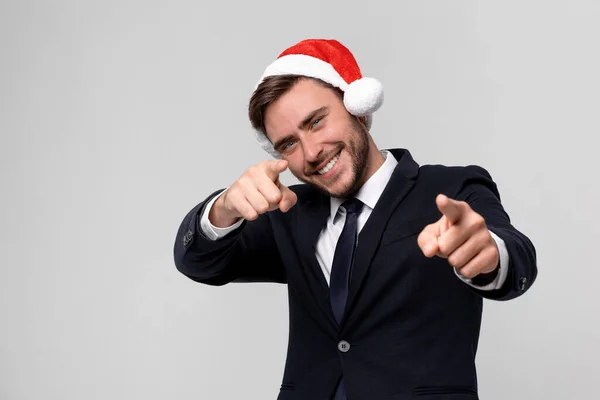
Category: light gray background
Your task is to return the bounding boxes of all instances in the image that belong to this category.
[1,1,598,399]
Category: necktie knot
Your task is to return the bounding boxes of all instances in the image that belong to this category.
[342,198,363,216]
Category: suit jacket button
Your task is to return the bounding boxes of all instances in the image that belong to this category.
[183,230,193,246]
[519,276,527,291]
[338,340,350,353]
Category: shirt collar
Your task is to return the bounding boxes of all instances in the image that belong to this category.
[329,149,398,221]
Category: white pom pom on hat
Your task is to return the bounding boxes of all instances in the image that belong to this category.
[344,77,384,116]
[252,39,384,158]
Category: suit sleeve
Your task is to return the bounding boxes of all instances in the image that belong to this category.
[173,189,287,286]
[454,230,510,290]
[450,166,538,301]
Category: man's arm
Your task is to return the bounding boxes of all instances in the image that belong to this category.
[173,189,286,286]
[452,165,538,300]
[198,188,244,240]
[174,159,297,286]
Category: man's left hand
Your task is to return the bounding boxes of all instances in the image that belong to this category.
[417,194,499,278]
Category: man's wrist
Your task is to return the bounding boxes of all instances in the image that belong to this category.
[471,264,500,286]
[209,192,240,228]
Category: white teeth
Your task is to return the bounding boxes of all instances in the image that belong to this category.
[318,154,339,175]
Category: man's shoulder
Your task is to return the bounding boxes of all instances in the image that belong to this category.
[415,162,500,199]
[385,148,494,183]
[418,163,494,182]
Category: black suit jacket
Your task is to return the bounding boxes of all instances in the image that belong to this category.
[173,148,537,400]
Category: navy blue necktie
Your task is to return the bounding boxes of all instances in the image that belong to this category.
[330,198,363,400]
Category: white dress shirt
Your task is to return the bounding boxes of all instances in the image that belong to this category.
[200,150,509,290]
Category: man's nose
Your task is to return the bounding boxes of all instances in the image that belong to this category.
[302,136,324,163]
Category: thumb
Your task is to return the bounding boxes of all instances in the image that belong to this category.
[278,182,297,213]
[418,223,441,258]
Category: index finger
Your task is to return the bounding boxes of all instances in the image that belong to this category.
[436,194,464,224]
[262,159,288,181]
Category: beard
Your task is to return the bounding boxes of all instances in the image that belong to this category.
[295,117,370,199]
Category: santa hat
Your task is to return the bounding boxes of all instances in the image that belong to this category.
[253,39,384,158]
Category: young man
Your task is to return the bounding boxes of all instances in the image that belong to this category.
[174,39,537,400]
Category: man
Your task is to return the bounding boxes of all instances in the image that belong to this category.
[174,39,537,400]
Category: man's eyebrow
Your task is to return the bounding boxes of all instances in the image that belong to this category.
[272,134,296,152]
[298,106,328,130]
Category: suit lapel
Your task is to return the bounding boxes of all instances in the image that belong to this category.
[344,148,420,322]
[294,191,339,331]
[291,149,420,330]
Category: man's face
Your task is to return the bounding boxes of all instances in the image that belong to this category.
[263,79,371,198]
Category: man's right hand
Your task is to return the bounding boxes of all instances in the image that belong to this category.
[209,160,298,228]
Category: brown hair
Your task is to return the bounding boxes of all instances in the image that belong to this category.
[248,75,343,135]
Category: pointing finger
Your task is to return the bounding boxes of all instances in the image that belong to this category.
[254,171,284,207]
[263,159,288,181]
[436,194,465,225]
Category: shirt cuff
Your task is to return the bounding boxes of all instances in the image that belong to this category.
[455,229,510,291]
[199,188,244,241]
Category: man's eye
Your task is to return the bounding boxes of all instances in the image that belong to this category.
[312,118,321,128]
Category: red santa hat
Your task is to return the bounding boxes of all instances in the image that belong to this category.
[253,39,384,158]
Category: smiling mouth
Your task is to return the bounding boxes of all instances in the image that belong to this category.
[316,152,340,175]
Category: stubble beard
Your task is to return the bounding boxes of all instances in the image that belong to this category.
[299,119,370,199]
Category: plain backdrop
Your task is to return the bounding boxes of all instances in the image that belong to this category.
[1,1,599,399]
